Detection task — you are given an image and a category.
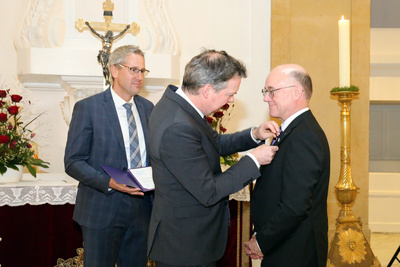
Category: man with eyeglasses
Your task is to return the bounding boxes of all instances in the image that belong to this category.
[65,45,153,267]
[147,49,280,267]
[245,64,331,267]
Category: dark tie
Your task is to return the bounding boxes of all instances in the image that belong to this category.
[123,103,142,168]
[270,127,282,145]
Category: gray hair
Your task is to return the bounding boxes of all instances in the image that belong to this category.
[182,49,247,94]
[290,70,312,100]
[108,45,145,82]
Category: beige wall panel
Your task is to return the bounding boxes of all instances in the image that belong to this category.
[271,0,370,236]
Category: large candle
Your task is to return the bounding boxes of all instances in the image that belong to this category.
[338,16,350,87]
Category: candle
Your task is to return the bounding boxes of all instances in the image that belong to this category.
[338,16,350,87]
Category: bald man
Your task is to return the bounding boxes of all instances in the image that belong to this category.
[245,64,331,267]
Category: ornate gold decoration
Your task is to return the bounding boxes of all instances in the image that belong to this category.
[337,228,366,264]
[331,90,360,224]
[327,89,381,266]
[54,247,83,267]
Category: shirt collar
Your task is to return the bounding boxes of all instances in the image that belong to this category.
[281,107,309,131]
[176,87,205,118]
[111,87,134,106]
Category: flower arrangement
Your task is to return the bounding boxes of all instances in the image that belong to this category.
[0,89,49,177]
[206,103,239,166]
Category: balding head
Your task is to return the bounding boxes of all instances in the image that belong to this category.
[263,64,313,121]
[270,64,312,100]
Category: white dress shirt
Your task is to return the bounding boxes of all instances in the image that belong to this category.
[111,88,147,168]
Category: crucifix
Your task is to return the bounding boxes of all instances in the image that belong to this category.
[75,0,140,86]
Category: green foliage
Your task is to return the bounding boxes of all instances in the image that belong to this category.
[330,85,360,93]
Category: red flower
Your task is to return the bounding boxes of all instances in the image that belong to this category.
[8,105,19,115]
[0,135,10,144]
[221,103,230,110]
[213,111,224,118]
[0,100,5,107]
[219,126,227,133]
[10,140,17,149]
[11,94,23,103]
[27,143,32,149]
[0,113,7,122]
[0,90,6,98]
[8,124,13,130]
[31,133,35,138]
[206,116,214,124]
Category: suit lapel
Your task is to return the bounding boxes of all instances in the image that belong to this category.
[134,96,151,166]
[102,88,126,152]
[165,85,220,151]
[134,97,149,138]
[275,110,312,146]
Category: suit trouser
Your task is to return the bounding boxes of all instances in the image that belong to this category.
[81,193,152,267]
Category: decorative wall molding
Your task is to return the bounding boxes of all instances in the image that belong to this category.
[15,0,66,49]
[15,0,180,124]
[143,0,179,55]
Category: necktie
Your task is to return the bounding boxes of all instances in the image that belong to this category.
[270,127,282,145]
[123,103,142,168]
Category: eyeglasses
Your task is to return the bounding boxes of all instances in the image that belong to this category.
[118,63,150,76]
[261,85,295,98]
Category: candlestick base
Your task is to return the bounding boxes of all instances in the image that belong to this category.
[327,222,380,267]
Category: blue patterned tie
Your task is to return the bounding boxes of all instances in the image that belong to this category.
[123,103,142,168]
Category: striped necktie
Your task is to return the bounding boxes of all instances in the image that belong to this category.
[123,103,142,168]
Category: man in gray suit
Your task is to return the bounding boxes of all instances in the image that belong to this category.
[64,45,153,267]
[147,49,280,267]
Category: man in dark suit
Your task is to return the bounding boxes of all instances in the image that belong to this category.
[245,64,330,267]
[64,45,153,267]
[147,49,280,267]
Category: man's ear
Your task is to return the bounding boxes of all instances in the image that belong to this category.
[201,84,213,99]
[294,85,303,99]
[110,64,118,79]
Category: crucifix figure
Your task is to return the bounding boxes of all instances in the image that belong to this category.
[75,0,140,86]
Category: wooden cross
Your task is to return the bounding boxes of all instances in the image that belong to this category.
[75,0,140,35]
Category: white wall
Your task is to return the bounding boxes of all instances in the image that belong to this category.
[1,0,272,174]
[165,0,272,131]
[369,173,400,232]
[370,28,400,101]
[369,28,400,233]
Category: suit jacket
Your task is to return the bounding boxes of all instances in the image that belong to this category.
[251,110,330,267]
[147,85,261,265]
[64,88,153,229]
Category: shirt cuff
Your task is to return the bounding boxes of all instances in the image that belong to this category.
[250,126,262,144]
[246,153,260,169]
[254,233,262,251]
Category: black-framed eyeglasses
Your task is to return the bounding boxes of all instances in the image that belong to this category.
[118,63,150,76]
[261,85,295,98]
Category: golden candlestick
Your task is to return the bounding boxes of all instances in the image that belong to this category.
[327,88,380,267]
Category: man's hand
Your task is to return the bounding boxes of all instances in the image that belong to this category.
[109,178,144,196]
[252,120,280,141]
[251,145,279,165]
[244,234,264,260]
